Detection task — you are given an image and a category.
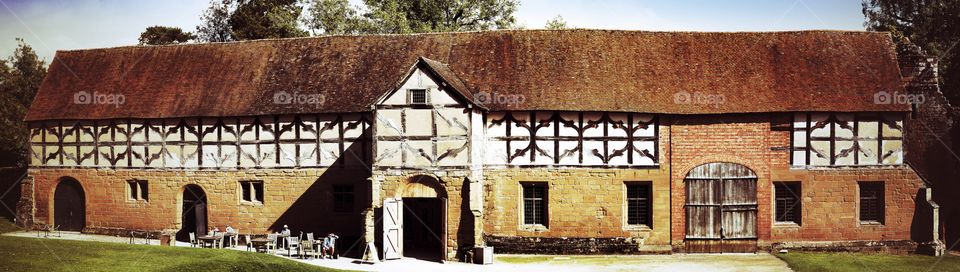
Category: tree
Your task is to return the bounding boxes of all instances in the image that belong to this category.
[230,0,308,40]
[863,0,960,105]
[302,0,519,35]
[545,15,568,30]
[138,26,196,45]
[302,0,371,35]
[196,0,235,42]
[0,38,46,167]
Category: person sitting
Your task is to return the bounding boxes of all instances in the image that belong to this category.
[281,225,291,236]
[225,225,235,234]
[322,233,339,259]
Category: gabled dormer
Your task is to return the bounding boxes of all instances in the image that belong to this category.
[372,57,483,169]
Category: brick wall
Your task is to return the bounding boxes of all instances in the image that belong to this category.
[24,167,370,253]
[668,114,927,250]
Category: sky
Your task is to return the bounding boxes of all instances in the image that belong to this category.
[0,0,868,62]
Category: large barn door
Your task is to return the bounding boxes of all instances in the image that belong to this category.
[684,163,758,253]
[382,198,403,260]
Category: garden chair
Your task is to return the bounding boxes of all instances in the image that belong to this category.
[300,240,319,259]
[189,232,198,248]
[286,236,300,257]
[245,234,253,252]
[266,234,278,254]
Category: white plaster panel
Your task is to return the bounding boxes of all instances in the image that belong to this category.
[791,151,806,166]
[834,114,854,138]
[404,109,433,136]
[376,109,404,137]
[430,87,459,105]
[534,112,555,138]
[404,140,434,167]
[582,140,605,165]
[792,131,807,147]
[319,143,340,166]
[258,144,276,168]
[607,140,629,166]
[437,140,469,166]
[809,114,831,138]
[858,140,879,164]
[342,114,365,138]
[436,108,469,136]
[558,112,580,137]
[531,139,554,165]
[484,140,508,165]
[299,144,318,167]
[582,113,604,138]
[557,141,580,165]
[485,112,508,137]
[607,113,629,138]
[809,141,830,166]
[279,143,297,167]
[633,140,657,166]
[882,140,903,164]
[510,112,532,138]
[376,141,403,167]
[834,140,855,165]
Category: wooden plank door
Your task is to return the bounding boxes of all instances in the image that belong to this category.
[685,177,758,253]
[382,198,403,260]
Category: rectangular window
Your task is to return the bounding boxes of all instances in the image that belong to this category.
[522,183,548,226]
[240,181,264,204]
[333,184,354,213]
[127,180,148,201]
[409,89,427,104]
[774,182,801,225]
[625,182,652,227]
[859,182,885,224]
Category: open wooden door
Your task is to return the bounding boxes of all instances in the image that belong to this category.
[383,198,403,260]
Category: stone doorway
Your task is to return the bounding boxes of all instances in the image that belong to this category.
[178,184,208,242]
[53,177,85,231]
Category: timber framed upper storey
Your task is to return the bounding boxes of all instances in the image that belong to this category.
[25,30,908,170]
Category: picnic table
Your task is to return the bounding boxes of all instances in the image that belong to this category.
[222,232,238,248]
[250,238,271,252]
[197,235,220,248]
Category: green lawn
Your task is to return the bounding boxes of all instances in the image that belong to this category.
[777,252,960,272]
[0,216,346,272]
[0,217,21,233]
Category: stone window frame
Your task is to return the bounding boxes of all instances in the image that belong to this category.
[773,181,802,226]
[332,184,355,213]
[519,181,549,231]
[623,181,653,230]
[126,179,148,202]
[239,180,265,206]
[858,181,885,225]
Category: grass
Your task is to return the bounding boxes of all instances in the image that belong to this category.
[0,217,21,233]
[0,217,347,272]
[776,252,960,272]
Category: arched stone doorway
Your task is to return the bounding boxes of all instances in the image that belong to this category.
[383,175,448,262]
[683,162,758,253]
[178,184,208,242]
[54,177,85,231]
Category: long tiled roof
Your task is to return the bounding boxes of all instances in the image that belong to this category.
[25,29,907,121]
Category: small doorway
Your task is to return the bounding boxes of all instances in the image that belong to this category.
[178,184,208,242]
[684,162,758,253]
[403,197,446,262]
[54,178,85,231]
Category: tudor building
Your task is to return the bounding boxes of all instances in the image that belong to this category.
[18,30,946,261]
